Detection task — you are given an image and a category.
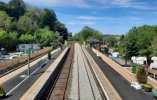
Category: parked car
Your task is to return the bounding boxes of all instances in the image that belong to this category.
[150,57,157,69]
[112,52,119,60]
[8,55,17,60]
[0,56,9,61]
[0,48,7,55]
[130,82,141,90]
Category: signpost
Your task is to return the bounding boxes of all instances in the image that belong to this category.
[23,48,34,76]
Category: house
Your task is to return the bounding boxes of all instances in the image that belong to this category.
[17,43,41,52]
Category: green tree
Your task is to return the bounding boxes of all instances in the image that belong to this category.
[105,36,118,47]
[0,1,9,12]
[9,0,26,19]
[0,11,12,31]
[19,34,36,44]
[120,25,157,59]
[0,30,18,50]
[25,8,45,27]
[41,9,56,30]
[76,26,102,43]
[53,20,68,40]
[149,35,157,56]
[17,15,38,34]
[35,28,62,47]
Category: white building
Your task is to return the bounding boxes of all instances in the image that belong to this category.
[17,43,41,51]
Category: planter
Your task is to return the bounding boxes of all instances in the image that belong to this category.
[143,84,153,92]
[144,88,152,92]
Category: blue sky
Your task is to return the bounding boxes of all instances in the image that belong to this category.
[1,0,157,35]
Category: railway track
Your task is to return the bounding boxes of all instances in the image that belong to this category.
[69,43,103,100]
[46,45,74,100]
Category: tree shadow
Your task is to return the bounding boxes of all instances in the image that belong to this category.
[31,71,51,76]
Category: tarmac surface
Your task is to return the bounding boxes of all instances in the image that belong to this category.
[2,50,62,100]
[87,48,155,100]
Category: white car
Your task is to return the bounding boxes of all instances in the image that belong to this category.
[130,82,141,90]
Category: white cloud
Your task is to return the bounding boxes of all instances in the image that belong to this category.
[75,15,141,21]
[93,0,154,9]
[24,0,90,8]
[23,0,155,10]
[76,16,104,20]
[67,20,94,25]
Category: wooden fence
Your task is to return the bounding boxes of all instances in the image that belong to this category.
[0,47,51,72]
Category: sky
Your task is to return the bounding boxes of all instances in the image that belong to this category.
[1,0,157,35]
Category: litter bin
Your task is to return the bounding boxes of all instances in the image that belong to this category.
[132,64,137,74]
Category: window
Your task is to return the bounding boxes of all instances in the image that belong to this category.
[22,45,25,48]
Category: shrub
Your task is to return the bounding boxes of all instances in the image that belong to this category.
[143,83,153,89]
[136,66,147,84]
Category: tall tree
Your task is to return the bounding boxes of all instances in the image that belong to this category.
[41,9,56,30]
[149,35,157,56]
[25,8,45,27]
[75,26,102,43]
[0,30,18,50]
[0,11,12,31]
[35,28,62,47]
[19,34,35,44]
[120,25,157,58]
[17,15,38,35]
[9,0,26,19]
[53,20,68,40]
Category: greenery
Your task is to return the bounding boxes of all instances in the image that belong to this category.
[136,66,147,84]
[104,47,109,54]
[74,26,103,43]
[143,83,153,92]
[0,84,6,97]
[143,83,153,89]
[0,30,18,50]
[119,25,157,60]
[0,0,69,51]
[103,35,119,47]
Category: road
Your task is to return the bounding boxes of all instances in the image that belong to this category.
[87,48,155,100]
[2,50,62,100]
